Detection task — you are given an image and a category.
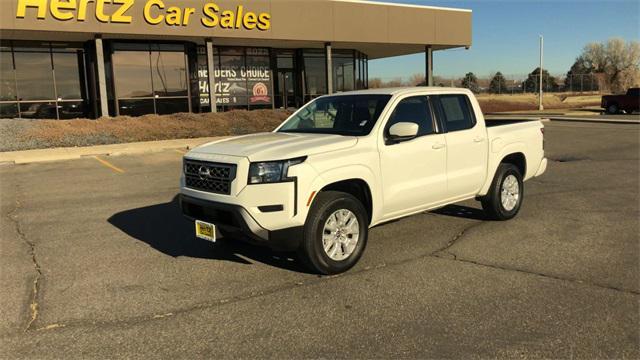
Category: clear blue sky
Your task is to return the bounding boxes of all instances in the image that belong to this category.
[369,0,640,81]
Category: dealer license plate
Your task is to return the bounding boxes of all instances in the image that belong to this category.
[195,220,216,242]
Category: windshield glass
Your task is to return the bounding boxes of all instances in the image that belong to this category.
[278,95,392,136]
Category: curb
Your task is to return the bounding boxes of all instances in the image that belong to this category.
[486,115,638,125]
[548,117,640,125]
[0,137,221,165]
[485,112,567,116]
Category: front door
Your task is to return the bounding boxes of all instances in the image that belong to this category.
[379,96,448,218]
[277,70,296,109]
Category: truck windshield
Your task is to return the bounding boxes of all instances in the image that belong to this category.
[278,95,392,136]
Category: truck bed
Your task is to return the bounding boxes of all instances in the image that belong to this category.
[486,118,544,139]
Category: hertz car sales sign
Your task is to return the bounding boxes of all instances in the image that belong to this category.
[15,0,271,31]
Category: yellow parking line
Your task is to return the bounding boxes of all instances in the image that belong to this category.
[93,156,125,174]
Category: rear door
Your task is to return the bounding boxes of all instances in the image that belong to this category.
[379,95,448,217]
[433,94,488,199]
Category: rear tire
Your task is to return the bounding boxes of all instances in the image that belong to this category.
[606,103,619,114]
[298,191,368,275]
[481,163,524,221]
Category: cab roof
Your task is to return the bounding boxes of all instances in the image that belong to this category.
[327,87,472,96]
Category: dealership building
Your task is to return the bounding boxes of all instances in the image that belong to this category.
[0,0,471,119]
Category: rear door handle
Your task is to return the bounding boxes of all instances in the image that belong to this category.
[432,143,446,150]
[474,137,485,143]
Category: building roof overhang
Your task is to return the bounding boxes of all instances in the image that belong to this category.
[0,0,472,58]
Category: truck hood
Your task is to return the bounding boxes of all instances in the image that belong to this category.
[189,132,358,161]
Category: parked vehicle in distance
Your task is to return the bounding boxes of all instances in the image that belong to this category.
[180,88,547,274]
[601,88,640,114]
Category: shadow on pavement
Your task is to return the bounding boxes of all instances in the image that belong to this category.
[432,204,489,221]
[108,195,311,273]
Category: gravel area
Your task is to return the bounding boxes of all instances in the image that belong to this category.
[0,110,291,152]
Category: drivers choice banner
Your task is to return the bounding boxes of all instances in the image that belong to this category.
[198,47,272,107]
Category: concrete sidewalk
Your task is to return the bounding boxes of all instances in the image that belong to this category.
[0,137,220,165]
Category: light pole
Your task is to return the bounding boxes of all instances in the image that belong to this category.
[539,35,544,111]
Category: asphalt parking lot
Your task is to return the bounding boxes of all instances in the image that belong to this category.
[1,121,638,358]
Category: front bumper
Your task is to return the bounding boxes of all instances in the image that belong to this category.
[180,194,303,252]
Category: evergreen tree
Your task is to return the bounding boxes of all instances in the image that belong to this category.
[461,72,479,93]
[489,72,508,94]
[523,67,559,92]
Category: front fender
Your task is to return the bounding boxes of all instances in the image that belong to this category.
[306,164,382,226]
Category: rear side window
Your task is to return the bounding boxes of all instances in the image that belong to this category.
[386,96,435,137]
[435,95,476,132]
[627,88,640,97]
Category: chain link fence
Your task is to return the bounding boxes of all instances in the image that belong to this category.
[372,73,602,94]
[433,73,600,94]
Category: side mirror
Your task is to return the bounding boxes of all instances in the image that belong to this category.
[388,122,419,143]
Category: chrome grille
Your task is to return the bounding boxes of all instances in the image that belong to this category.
[184,159,236,195]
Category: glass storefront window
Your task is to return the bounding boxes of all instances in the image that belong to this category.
[150,51,188,97]
[0,103,18,118]
[355,53,361,90]
[112,42,191,116]
[0,42,88,119]
[14,51,55,101]
[196,48,210,111]
[19,101,57,119]
[53,52,83,100]
[57,101,86,119]
[156,98,189,115]
[333,51,355,92]
[199,47,273,111]
[218,54,248,107]
[303,50,326,101]
[246,55,272,108]
[277,50,294,69]
[112,51,153,98]
[118,99,155,116]
[0,51,16,102]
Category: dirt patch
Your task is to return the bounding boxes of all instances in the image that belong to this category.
[477,93,601,113]
[1,110,292,152]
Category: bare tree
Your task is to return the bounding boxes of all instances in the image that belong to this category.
[581,38,640,93]
[368,78,383,89]
[384,78,404,88]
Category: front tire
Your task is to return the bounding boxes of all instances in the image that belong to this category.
[298,191,368,275]
[481,163,524,221]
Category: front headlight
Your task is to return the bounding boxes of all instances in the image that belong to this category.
[248,157,306,184]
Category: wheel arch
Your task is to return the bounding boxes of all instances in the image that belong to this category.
[501,152,527,177]
[479,147,528,196]
[319,178,374,225]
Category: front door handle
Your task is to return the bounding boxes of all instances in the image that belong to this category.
[432,143,446,150]
[474,137,485,143]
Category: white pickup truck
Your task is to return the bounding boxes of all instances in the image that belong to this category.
[180,88,547,274]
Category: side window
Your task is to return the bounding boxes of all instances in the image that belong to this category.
[627,88,640,97]
[436,95,476,132]
[386,96,435,139]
